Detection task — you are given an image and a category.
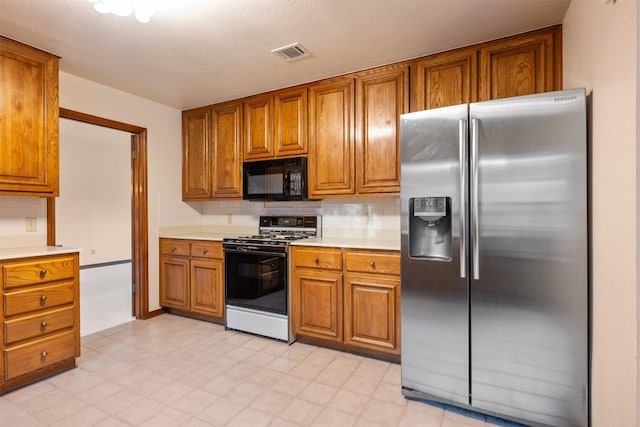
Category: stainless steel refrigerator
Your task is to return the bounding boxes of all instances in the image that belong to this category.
[400,88,588,427]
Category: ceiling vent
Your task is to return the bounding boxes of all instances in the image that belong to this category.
[271,43,309,61]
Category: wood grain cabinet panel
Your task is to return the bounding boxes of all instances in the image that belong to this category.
[182,107,212,200]
[411,48,478,111]
[344,275,400,354]
[212,101,243,198]
[244,93,274,160]
[159,239,225,323]
[292,270,343,342]
[190,259,224,318]
[356,64,408,194]
[308,77,355,198]
[3,256,75,289]
[479,26,561,101]
[159,256,190,310]
[5,331,75,379]
[274,87,308,157]
[0,36,59,196]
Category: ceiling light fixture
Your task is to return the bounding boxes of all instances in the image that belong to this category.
[88,0,175,23]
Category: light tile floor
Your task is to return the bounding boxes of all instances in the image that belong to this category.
[0,314,523,427]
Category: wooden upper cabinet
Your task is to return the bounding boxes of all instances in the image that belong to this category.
[308,77,355,198]
[0,36,59,196]
[479,25,562,101]
[411,48,477,111]
[212,101,243,198]
[356,64,408,194]
[182,107,212,200]
[243,93,273,160]
[274,87,307,157]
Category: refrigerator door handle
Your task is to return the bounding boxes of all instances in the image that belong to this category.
[458,119,467,279]
[471,118,480,280]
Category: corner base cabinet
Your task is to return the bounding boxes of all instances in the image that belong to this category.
[291,246,400,360]
[160,239,225,323]
[0,252,80,395]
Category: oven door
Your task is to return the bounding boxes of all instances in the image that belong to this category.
[224,247,287,315]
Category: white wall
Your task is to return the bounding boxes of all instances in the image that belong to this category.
[0,196,47,249]
[59,72,183,312]
[57,118,131,266]
[562,0,637,425]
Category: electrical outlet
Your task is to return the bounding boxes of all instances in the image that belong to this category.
[227,214,232,224]
[366,208,374,225]
[25,217,37,232]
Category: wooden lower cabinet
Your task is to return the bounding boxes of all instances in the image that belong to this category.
[159,239,224,323]
[1,252,80,394]
[291,246,400,360]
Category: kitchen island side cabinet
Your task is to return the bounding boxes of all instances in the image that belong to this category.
[160,239,224,322]
[1,252,80,394]
[291,246,401,361]
[0,36,60,196]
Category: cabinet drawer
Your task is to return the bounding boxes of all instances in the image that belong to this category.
[293,248,343,271]
[344,251,400,275]
[5,331,76,379]
[4,282,75,317]
[160,239,190,256]
[4,306,74,345]
[3,256,75,290]
[191,241,223,259]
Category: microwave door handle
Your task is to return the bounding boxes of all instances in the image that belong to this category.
[284,170,290,195]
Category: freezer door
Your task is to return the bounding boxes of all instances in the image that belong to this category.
[469,89,588,426]
[400,104,469,405]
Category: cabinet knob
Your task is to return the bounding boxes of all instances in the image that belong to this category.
[369,261,375,268]
[40,321,47,328]
[39,269,47,278]
[314,257,319,264]
[40,295,47,303]
[202,249,208,255]
[171,247,177,253]
[41,351,48,358]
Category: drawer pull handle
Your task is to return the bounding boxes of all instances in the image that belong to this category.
[369,261,375,268]
[41,351,48,358]
[40,295,47,303]
[314,257,319,264]
[39,269,47,278]
[171,247,177,253]
[41,321,47,328]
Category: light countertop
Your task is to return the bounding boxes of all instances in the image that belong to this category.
[0,246,80,261]
[291,237,400,251]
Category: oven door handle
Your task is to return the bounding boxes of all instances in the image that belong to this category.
[223,248,287,258]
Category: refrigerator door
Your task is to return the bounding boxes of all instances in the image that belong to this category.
[400,104,469,405]
[469,89,588,426]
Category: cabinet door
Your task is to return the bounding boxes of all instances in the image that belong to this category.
[160,256,189,310]
[356,64,408,194]
[308,77,355,198]
[0,37,59,196]
[411,48,477,111]
[292,269,343,342]
[212,101,243,198]
[244,94,273,160]
[182,107,212,200]
[478,26,561,101]
[344,274,400,355]
[274,87,307,157]
[190,259,224,319]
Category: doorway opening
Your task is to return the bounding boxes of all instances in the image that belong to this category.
[48,108,149,321]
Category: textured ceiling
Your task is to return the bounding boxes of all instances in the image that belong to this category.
[0,0,571,110]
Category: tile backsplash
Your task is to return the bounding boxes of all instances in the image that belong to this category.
[159,194,400,240]
[0,197,48,248]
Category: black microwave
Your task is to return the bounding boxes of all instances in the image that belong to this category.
[243,157,308,201]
